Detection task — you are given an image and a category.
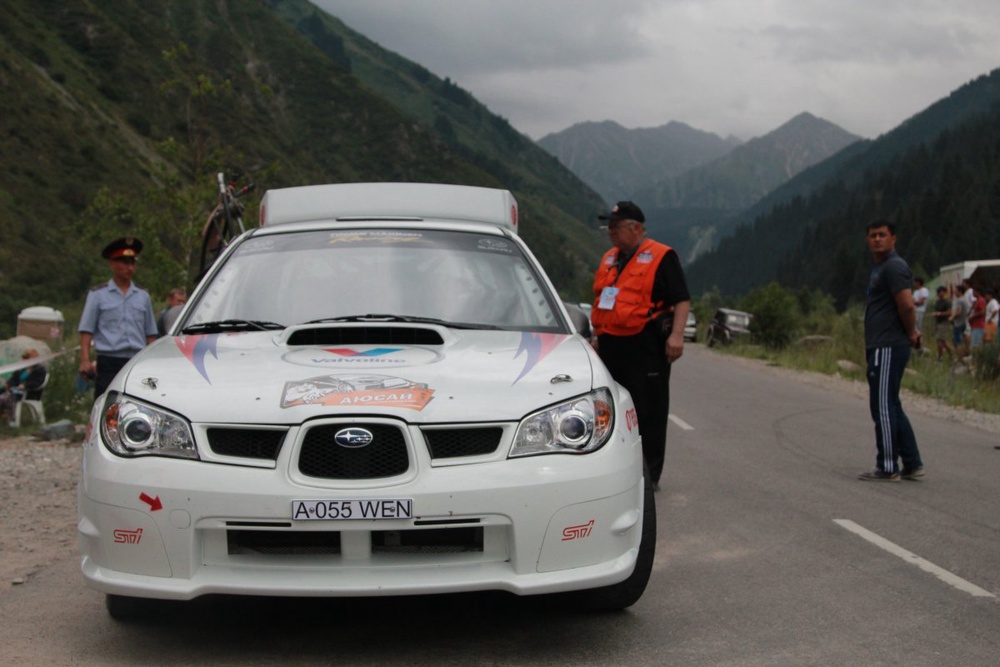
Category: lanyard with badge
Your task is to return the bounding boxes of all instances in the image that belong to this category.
[598,249,635,310]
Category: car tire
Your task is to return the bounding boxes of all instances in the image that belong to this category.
[105,594,166,621]
[550,465,656,612]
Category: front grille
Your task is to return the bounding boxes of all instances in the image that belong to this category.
[228,530,341,555]
[226,527,483,555]
[207,428,287,460]
[423,427,503,459]
[373,527,483,553]
[298,423,409,479]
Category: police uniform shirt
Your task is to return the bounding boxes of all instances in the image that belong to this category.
[78,280,158,358]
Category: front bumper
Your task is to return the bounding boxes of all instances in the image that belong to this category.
[79,419,644,601]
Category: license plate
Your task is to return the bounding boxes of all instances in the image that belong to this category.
[291,498,413,521]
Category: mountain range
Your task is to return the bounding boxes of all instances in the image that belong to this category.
[539,112,860,264]
[1,0,998,332]
[537,120,741,205]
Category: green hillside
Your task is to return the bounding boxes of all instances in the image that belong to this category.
[271,0,607,292]
[0,0,606,337]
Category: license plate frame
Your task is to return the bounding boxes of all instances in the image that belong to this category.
[291,498,414,521]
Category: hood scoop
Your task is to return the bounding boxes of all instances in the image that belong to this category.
[286,325,444,346]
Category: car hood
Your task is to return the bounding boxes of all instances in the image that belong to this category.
[119,327,604,424]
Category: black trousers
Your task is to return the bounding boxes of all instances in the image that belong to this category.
[598,330,672,484]
[95,354,131,401]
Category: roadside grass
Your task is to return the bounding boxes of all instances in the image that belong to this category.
[707,312,1000,416]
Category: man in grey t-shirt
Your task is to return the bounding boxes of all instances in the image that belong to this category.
[859,219,924,482]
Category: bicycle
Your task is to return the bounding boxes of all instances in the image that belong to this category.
[198,172,254,279]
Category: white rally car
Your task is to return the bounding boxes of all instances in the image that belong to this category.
[78,182,654,619]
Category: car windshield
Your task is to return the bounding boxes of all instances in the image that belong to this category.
[726,313,750,327]
[183,228,565,332]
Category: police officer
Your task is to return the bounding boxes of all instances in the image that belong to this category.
[78,237,158,399]
[592,201,691,491]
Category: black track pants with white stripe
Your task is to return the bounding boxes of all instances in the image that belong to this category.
[866,345,923,474]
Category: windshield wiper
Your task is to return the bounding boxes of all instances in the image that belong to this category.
[181,319,285,334]
[303,314,501,330]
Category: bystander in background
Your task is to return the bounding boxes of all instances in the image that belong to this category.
[932,286,952,361]
[157,287,187,336]
[968,286,987,350]
[950,285,970,361]
[984,289,998,344]
[913,277,929,335]
[0,349,47,423]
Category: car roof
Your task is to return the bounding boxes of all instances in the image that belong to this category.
[259,182,519,234]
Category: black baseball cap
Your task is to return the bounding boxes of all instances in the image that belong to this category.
[598,201,645,224]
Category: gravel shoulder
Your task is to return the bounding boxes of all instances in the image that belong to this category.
[1,350,997,592]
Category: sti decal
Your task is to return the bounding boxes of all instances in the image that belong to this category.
[175,334,220,383]
[561,520,595,541]
[513,332,565,384]
[113,528,143,544]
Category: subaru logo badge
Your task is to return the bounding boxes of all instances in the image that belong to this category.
[334,427,374,448]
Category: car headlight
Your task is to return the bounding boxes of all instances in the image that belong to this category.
[509,388,614,457]
[100,392,198,459]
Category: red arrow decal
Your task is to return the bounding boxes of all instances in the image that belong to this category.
[139,492,163,512]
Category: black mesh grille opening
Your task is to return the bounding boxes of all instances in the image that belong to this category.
[227,530,341,555]
[287,326,444,346]
[299,424,409,479]
[423,427,503,459]
[372,527,483,553]
[207,428,286,460]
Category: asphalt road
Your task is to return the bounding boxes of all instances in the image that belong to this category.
[2,344,998,666]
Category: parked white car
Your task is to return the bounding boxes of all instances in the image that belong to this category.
[78,182,654,619]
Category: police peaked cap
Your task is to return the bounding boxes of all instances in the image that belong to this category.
[101,237,144,260]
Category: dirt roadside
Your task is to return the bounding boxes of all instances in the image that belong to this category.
[0,434,80,588]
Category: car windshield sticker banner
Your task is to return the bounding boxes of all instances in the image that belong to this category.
[325,348,402,358]
[513,332,565,384]
[175,334,220,383]
[283,346,441,369]
[281,373,434,410]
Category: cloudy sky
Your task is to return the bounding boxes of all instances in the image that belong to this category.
[310,0,1000,142]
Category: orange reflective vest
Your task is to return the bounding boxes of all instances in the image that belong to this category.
[592,238,672,336]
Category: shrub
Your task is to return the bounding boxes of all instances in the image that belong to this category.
[973,344,1000,381]
[742,282,799,350]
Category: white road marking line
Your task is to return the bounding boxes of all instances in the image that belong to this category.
[834,519,996,598]
[669,414,694,431]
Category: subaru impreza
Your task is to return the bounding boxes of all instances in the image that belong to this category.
[78,182,654,619]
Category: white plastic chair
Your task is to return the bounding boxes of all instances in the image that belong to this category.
[10,374,48,428]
